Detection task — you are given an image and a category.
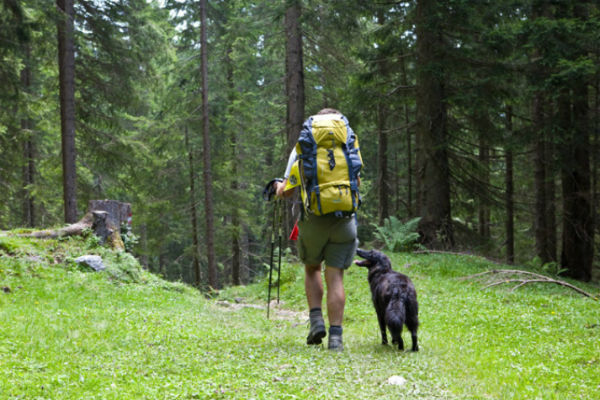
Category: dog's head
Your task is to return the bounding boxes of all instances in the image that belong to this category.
[355,248,392,271]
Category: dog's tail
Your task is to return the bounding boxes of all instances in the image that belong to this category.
[385,287,406,330]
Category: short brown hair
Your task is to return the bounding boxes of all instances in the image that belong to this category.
[316,108,341,115]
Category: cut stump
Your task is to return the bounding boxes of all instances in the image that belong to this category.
[22,200,131,250]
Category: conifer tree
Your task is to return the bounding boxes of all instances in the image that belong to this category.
[56,0,78,223]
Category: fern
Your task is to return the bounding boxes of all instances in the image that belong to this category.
[372,216,422,252]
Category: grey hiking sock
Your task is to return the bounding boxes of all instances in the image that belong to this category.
[328,334,343,351]
[328,325,343,351]
[329,325,342,336]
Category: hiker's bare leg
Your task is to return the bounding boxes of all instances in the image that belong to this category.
[305,264,323,309]
[324,266,345,326]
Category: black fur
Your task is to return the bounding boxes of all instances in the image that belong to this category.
[355,248,419,351]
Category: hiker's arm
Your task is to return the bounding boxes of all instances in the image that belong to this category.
[276,148,298,198]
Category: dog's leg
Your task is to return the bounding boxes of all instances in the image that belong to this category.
[391,329,404,351]
[410,332,418,352]
[406,303,419,352]
[376,309,388,345]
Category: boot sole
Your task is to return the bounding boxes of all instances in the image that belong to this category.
[306,327,326,345]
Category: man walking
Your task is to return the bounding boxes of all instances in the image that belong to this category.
[275,108,362,351]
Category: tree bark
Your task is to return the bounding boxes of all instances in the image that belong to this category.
[531,1,557,265]
[504,106,515,264]
[532,92,549,262]
[226,45,241,286]
[185,126,202,288]
[200,0,217,289]
[400,51,413,217]
[377,102,389,225]
[285,0,305,150]
[415,0,453,248]
[56,0,78,223]
[284,0,305,246]
[560,80,594,281]
[476,112,490,239]
[376,11,389,224]
[20,43,35,227]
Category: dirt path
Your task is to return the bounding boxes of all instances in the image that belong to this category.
[216,299,308,324]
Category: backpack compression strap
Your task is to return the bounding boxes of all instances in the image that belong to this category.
[341,115,359,211]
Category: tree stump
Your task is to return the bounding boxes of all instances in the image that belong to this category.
[22,200,131,250]
[87,200,131,249]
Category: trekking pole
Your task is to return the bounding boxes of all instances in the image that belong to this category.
[276,199,282,304]
[261,177,283,319]
[267,199,276,319]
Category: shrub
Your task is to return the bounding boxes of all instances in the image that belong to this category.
[372,216,422,252]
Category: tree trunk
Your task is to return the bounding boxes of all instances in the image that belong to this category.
[376,10,389,225]
[226,44,242,286]
[56,0,77,223]
[377,102,389,225]
[400,51,413,217]
[594,50,599,249]
[504,106,515,264]
[284,0,305,246]
[138,223,148,268]
[185,126,202,288]
[415,0,453,248]
[594,50,599,250]
[477,116,490,239]
[21,44,35,227]
[559,80,594,282]
[285,0,305,150]
[544,138,557,261]
[532,91,554,264]
[200,0,217,289]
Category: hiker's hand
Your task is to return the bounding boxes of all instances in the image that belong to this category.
[263,178,283,201]
[276,180,295,198]
[275,180,286,198]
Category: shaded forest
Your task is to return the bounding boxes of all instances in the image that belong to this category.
[1,0,598,287]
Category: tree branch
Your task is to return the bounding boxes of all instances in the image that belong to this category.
[460,269,597,299]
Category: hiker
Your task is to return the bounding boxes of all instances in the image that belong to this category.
[275,108,362,351]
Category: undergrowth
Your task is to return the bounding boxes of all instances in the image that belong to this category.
[1,232,599,399]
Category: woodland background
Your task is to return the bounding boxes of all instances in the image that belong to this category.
[0,0,598,288]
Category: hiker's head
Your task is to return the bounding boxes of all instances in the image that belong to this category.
[316,108,341,115]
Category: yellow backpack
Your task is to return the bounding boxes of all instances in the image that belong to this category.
[296,113,362,217]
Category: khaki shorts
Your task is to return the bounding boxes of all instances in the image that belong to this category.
[297,213,358,269]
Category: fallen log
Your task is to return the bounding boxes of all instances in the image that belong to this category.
[21,200,131,250]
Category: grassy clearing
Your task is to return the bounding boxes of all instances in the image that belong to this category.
[1,233,599,399]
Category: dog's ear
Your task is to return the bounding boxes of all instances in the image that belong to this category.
[371,250,392,270]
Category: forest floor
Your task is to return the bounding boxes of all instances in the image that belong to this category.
[1,232,599,399]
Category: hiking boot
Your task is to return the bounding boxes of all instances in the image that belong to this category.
[306,319,326,345]
[328,334,343,351]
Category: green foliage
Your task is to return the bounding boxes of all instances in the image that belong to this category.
[1,0,599,288]
[0,236,19,254]
[1,235,600,398]
[119,223,139,253]
[525,256,569,277]
[372,216,422,252]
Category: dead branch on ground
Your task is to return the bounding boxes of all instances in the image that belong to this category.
[459,269,597,300]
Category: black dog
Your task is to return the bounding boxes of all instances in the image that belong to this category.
[355,248,419,351]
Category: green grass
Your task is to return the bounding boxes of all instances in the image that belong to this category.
[1,233,599,399]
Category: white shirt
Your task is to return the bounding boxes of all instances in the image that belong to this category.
[283,148,297,179]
